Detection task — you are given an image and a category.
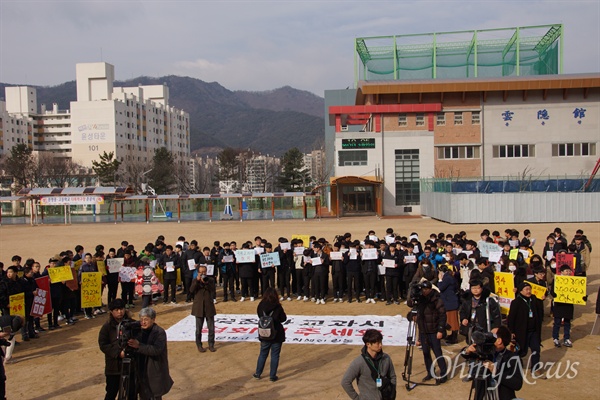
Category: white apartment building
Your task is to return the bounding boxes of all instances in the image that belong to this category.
[1,62,190,169]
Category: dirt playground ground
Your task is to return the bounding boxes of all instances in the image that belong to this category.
[0,217,598,399]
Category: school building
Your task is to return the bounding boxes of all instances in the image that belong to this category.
[324,24,600,219]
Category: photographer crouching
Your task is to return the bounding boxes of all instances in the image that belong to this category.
[98,299,136,400]
[461,326,523,400]
[406,281,448,384]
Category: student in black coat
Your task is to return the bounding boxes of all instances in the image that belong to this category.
[507,282,544,372]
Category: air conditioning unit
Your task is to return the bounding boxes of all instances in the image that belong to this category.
[341,125,348,131]
[404,206,413,212]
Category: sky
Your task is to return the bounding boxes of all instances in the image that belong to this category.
[0,0,599,96]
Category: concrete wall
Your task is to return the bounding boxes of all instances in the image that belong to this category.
[421,192,600,223]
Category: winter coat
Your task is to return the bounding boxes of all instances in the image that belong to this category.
[458,289,501,332]
[158,252,180,281]
[408,290,446,334]
[98,313,131,375]
[136,324,174,398]
[257,301,287,343]
[437,272,459,311]
[507,294,544,358]
[341,346,397,400]
[383,250,401,277]
[190,276,216,318]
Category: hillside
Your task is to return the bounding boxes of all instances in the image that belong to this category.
[0,77,325,155]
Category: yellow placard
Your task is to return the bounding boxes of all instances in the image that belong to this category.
[554,275,586,305]
[530,282,547,300]
[96,260,107,276]
[292,234,312,247]
[81,272,103,308]
[494,272,515,300]
[73,259,83,271]
[47,266,74,283]
[9,293,25,318]
[509,249,519,260]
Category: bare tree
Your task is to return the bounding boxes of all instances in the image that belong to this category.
[35,153,85,188]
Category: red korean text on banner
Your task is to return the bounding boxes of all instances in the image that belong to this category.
[31,276,53,318]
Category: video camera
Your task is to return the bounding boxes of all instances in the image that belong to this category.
[408,282,424,304]
[471,329,497,359]
[117,319,142,351]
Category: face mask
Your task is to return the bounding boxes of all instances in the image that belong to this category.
[508,265,517,272]
[423,264,430,269]
[551,263,556,268]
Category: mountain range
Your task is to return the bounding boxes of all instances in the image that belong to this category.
[0,77,326,156]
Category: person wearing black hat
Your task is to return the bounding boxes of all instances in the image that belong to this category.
[507,281,544,372]
[407,280,448,384]
[98,298,136,400]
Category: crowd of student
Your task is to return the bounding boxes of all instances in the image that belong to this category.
[0,227,592,363]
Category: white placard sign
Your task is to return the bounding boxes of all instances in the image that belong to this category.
[488,251,503,263]
[223,255,234,263]
[235,250,256,263]
[329,252,343,261]
[385,236,396,244]
[260,252,280,268]
[107,258,123,274]
[188,259,197,270]
[119,267,137,282]
[310,257,322,266]
[404,255,417,264]
[294,247,305,255]
[254,247,265,255]
[479,242,501,258]
[280,242,291,251]
[382,259,395,268]
[361,248,378,260]
[378,264,386,275]
[349,248,358,260]
[166,314,410,346]
[166,262,174,272]
[205,264,214,276]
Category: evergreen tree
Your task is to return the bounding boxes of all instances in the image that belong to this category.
[278,147,309,191]
[91,151,121,186]
[148,147,176,194]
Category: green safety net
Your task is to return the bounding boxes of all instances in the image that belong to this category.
[356,25,561,81]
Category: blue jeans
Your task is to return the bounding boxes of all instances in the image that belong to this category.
[552,317,571,340]
[255,340,282,379]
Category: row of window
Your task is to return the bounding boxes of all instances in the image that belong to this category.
[339,142,596,164]
[399,112,480,127]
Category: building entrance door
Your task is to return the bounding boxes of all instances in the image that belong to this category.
[342,186,374,214]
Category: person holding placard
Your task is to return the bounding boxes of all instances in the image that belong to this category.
[182,240,201,302]
[20,267,39,339]
[361,240,379,304]
[42,258,64,329]
[218,242,237,302]
[309,243,330,305]
[79,253,98,319]
[275,238,293,301]
[330,242,346,303]
[507,282,544,372]
[105,248,121,304]
[120,251,137,309]
[402,242,418,298]
[549,265,587,348]
[292,239,306,301]
[573,235,590,276]
[190,265,217,352]
[158,246,180,304]
[542,235,562,267]
[259,243,276,295]
[383,244,401,305]
[344,240,362,303]
[238,243,258,302]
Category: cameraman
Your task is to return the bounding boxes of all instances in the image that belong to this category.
[190,265,217,352]
[127,307,173,400]
[461,326,523,400]
[98,299,136,400]
[407,280,448,384]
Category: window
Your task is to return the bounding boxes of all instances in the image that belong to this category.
[415,113,425,126]
[471,111,480,125]
[338,150,367,166]
[552,143,596,157]
[395,149,420,205]
[436,113,445,126]
[437,146,480,159]
[493,144,535,158]
[454,112,463,125]
[398,114,407,126]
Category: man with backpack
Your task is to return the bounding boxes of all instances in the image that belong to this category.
[341,329,397,399]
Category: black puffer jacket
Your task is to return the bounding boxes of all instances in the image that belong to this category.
[408,290,446,334]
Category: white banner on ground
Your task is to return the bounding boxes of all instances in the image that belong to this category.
[166,314,409,346]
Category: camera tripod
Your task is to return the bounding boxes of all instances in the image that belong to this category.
[118,356,133,400]
[401,307,437,391]
[468,361,500,400]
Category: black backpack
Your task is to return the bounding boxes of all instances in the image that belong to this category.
[258,310,276,340]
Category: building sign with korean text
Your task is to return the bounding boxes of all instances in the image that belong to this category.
[40,196,104,206]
